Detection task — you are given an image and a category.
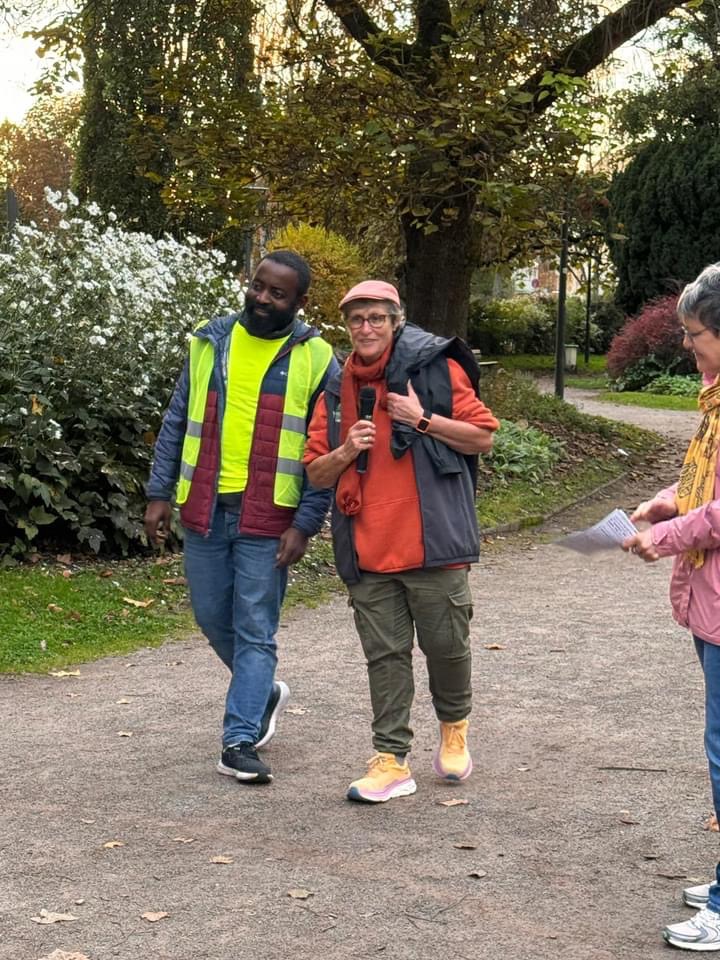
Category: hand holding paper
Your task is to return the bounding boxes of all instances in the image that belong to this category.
[555,508,638,555]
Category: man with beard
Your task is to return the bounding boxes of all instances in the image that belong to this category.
[145,250,338,784]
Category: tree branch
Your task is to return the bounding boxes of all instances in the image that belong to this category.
[518,0,693,114]
[320,0,413,77]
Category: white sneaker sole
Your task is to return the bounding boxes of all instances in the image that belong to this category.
[663,934,720,951]
[216,761,273,782]
[347,778,417,803]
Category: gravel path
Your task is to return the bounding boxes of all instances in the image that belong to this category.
[3,394,712,960]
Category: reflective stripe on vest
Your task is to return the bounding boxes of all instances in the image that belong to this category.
[176,331,215,505]
[176,329,333,508]
[273,337,333,507]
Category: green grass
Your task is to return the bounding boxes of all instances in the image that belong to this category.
[487,353,607,375]
[477,419,659,530]
[595,391,698,411]
[565,375,609,390]
[0,554,193,674]
[0,537,343,674]
[477,457,628,530]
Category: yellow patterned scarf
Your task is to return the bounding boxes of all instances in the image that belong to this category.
[677,376,720,567]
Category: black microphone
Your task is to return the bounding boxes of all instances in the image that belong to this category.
[356,386,376,475]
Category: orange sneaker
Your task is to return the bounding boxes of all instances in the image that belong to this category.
[347,753,417,803]
[433,719,472,781]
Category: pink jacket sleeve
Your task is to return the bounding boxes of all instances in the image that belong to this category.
[651,500,720,556]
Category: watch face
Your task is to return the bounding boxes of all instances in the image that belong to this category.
[417,416,430,433]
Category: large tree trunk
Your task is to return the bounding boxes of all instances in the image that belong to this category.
[400,194,476,340]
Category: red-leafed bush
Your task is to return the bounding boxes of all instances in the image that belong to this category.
[606,295,695,389]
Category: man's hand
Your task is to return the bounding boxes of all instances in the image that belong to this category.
[622,528,660,563]
[144,500,172,546]
[631,497,677,524]
[276,527,309,568]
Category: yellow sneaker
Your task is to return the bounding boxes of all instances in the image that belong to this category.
[347,752,417,803]
[433,719,472,781]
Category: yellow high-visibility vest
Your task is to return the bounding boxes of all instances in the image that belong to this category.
[176,324,332,508]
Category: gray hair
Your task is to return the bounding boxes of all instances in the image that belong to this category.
[677,263,720,333]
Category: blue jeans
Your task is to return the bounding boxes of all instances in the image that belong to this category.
[184,505,287,747]
[694,636,720,913]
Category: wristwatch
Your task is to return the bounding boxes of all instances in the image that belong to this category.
[415,409,432,433]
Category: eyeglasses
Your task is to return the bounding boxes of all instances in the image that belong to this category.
[682,325,711,341]
[346,313,391,330]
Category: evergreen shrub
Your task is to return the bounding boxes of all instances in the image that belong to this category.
[269,223,366,348]
[0,190,244,561]
[468,294,600,354]
[606,295,694,390]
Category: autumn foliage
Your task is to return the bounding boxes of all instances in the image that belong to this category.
[606,295,695,387]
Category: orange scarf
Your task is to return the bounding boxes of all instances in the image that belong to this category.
[335,345,392,516]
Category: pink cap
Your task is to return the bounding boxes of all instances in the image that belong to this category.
[339,280,400,309]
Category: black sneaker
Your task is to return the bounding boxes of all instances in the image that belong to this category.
[217,742,272,783]
[256,680,290,749]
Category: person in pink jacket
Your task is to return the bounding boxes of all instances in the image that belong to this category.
[624,262,720,951]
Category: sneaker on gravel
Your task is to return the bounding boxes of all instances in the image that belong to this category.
[256,680,290,749]
[346,753,417,803]
[685,884,713,909]
[664,907,720,951]
[432,718,472,781]
[217,742,272,784]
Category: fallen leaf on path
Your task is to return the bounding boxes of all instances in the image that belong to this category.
[656,871,689,880]
[122,596,155,608]
[483,643,505,650]
[36,951,91,960]
[79,818,95,824]
[30,909,78,925]
[517,766,531,772]
[99,568,113,577]
[210,855,233,864]
[704,814,719,832]
[287,888,313,900]
[74,899,85,905]
[172,837,195,844]
[643,854,659,860]
[619,816,640,825]
[117,731,133,737]
[115,698,131,705]
[468,870,488,879]
[165,660,183,666]
[103,840,124,849]
[453,842,477,849]
[162,576,187,586]
[50,670,80,678]
[141,911,169,923]
[437,798,469,807]
[285,706,307,715]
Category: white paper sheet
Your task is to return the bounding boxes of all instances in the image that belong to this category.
[554,508,638,555]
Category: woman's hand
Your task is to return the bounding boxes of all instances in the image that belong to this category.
[631,497,677,524]
[386,382,423,426]
[622,528,660,563]
[340,419,376,462]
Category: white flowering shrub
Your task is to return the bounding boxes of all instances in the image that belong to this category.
[0,190,244,560]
